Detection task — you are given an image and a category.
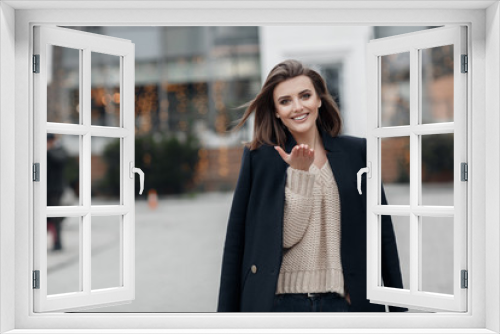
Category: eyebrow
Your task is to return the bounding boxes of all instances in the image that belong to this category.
[277,89,312,101]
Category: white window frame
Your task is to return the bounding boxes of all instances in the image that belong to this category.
[1,1,499,333]
[365,26,468,312]
[33,25,136,312]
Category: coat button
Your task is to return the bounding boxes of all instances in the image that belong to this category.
[251,265,257,274]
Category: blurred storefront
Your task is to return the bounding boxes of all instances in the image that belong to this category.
[51,26,261,195]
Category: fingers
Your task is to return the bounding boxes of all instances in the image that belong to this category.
[276,144,314,171]
[274,146,289,163]
[292,144,314,159]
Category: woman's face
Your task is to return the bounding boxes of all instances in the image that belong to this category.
[273,75,322,138]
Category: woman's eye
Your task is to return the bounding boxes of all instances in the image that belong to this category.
[280,99,290,105]
[302,93,311,99]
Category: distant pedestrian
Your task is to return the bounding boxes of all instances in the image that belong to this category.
[217,59,406,312]
[47,134,67,251]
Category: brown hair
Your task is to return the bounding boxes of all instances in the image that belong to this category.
[235,59,342,150]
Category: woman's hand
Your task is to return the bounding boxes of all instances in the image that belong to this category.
[274,144,314,171]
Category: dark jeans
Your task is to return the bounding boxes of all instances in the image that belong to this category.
[271,292,350,312]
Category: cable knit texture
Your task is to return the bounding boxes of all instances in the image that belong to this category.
[276,162,344,295]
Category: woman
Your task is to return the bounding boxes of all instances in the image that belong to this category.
[217,59,405,312]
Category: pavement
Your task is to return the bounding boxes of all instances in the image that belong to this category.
[48,191,232,312]
[46,184,454,312]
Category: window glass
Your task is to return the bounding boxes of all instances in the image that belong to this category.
[381,137,410,205]
[47,134,80,206]
[47,216,81,294]
[421,45,454,124]
[379,215,410,290]
[91,52,121,127]
[46,45,80,124]
[91,137,121,205]
[421,134,454,206]
[381,52,410,127]
[92,216,122,290]
[420,217,454,294]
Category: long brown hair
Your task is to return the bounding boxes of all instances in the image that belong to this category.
[235,59,342,150]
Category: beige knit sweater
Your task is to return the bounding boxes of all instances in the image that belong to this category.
[276,162,345,296]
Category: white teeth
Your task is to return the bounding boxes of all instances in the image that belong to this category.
[294,114,307,120]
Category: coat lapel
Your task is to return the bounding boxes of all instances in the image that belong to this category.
[321,130,351,199]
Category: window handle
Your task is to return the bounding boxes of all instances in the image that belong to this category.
[357,162,371,195]
[129,162,145,195]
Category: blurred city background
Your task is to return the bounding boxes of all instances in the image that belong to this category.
[45,26,455,312]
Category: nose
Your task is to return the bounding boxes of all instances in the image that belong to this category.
[292,98,304,112]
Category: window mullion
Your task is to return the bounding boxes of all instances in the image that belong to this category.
[373,123,455,138]
[89,126,128,138]
[409,47,420,295]
[90,206,129,216]
[82,47,92,295]
[413,123,454,135]
[46,206,89,217]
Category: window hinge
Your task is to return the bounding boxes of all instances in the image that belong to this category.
[33,270,40,289]
[33,54,40,73]
[461,54,468,73]
[33,163,40,182]
[461,270,468,289]
[461,162,468,181]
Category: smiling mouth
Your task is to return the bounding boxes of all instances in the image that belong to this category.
[293,113,309,121]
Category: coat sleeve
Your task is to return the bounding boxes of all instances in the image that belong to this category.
[217,147,252,312]
[363,138,408,312]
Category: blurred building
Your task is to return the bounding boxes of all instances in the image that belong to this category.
[56,26,262,193]
[50,26,447,194]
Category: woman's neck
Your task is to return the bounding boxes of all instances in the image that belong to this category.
[291,127,319,148]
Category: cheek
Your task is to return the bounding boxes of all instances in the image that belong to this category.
[307,99,321,110]
[275,105,289,117]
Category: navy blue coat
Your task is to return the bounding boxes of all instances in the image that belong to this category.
[217,130,406,312]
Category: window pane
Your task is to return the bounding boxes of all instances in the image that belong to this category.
[47,45,80,124]
[421,134,454,206]
[381,52,410,127]
[381,137,410,205]
[420,217,453,294]
[47,216,81,294]
[91,52,121,127]
[92,216,122,290]
[91,137,121,205]
[47,134,80,206]
[421,45,454,124]
[379,215,410,290]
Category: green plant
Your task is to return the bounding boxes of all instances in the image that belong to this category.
[99,134,200,197]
